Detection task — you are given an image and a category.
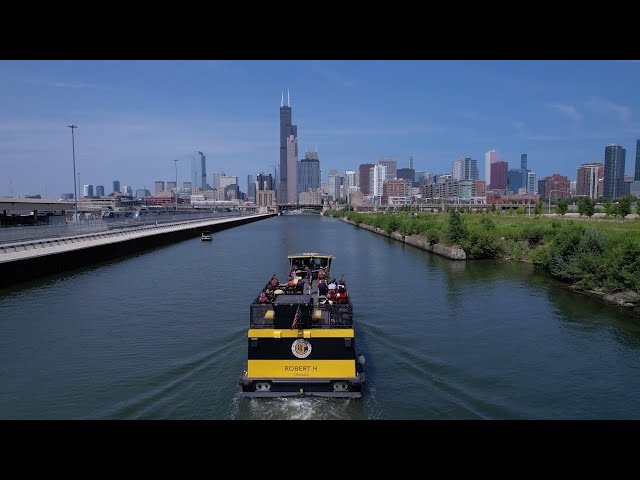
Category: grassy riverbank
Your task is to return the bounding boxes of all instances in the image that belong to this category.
[325,209,640,308]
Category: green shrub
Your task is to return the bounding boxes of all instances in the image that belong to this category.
[509,241,524,260]
[556,199,569,215]
[479,216,496,231]
[425,227,440,245]
[447,209,468,245]
[459,228,502,259]
[521,223,547,246]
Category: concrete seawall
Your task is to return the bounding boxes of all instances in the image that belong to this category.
[340,218,466,260]
[0,214,276,289]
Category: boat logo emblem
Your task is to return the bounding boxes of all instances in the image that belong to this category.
[291,339,312,359]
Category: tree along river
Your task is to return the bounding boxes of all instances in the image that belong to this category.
[1,214,639,419]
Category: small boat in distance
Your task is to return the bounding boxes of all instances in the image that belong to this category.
[283,208,303,215]
[201,231,213,241]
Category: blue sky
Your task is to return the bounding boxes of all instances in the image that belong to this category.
[1,60,639,198]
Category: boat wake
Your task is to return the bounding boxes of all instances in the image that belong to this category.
[244,396,357,420]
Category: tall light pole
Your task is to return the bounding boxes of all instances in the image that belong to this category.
[174,160,178,213]
[68,124,78,221]
[548,189,559,215]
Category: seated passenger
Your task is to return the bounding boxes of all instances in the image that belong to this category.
[270,275,279,287]
[318,267,327,281]
[326,289,337,303]
[336,285,348,303]
[318,280,328,296]
[328,281,337,291]
[258,291,269,303]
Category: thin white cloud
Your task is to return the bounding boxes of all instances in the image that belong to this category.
[458,111,492,122]
[624,124,640,134]
[50,82,97,89]
[545,103,582,122]
[513,121,525,130]
[305,61,354,87]
[520,130,619,142]
[23,79,97,89]
[305,124,447,137]
[584,98,631,123]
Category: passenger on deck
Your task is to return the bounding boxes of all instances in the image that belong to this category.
[326,288,336,303]
[305,265,313,288]
[336,285,348,303]
[265,287,275,302]
[270,275,279,287]
[258,291,269,303]
[318,279,328,296]
[328,280,337,291]
[318,267,327,281]
[339,274,346,286]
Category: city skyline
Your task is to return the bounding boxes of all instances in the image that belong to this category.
[1,60,640,197]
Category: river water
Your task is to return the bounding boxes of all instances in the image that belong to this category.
[1,214,639,419]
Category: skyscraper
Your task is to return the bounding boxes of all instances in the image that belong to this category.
[635,139,640,182]
[279,91,298,204]
[256,173,273,191]
[527,172,537,194]
[576,163,604,199]
[247,174,256,200]
[358,163,375,195]
[370,165,387,201]
[603,144,626,200]
[490,161,508,190]
[508,169,526,193]
[83,185,93,197]
[396,168,416,186]
[154,181,165,195]
[452,157,478,181]
[298,151,321,194]
[485,150,499,186]
[112,180,120,194]
[192,151,207,189]
[328,169,340,201]
[95,185,105,197]
[344,170,356,190]
[378,157,397,181]
[521,153,528,171]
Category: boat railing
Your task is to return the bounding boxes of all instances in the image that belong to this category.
[250,303,353,329]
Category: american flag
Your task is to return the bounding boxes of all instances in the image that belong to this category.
[292,304,301,329]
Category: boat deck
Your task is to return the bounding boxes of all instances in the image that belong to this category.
[251,279,352,329]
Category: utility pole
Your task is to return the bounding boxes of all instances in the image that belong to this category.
[174,160,179,212]
[68,124,78,221]
[77,172,81,221]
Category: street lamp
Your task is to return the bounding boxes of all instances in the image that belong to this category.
[174,159,178,213]
[548,189,559,215]
[68,124,78,221]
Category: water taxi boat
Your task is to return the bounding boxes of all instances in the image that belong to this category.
[201,231,213,241]
[239,252,365,398]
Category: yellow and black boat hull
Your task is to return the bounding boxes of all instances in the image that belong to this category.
[239,328,365,398]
